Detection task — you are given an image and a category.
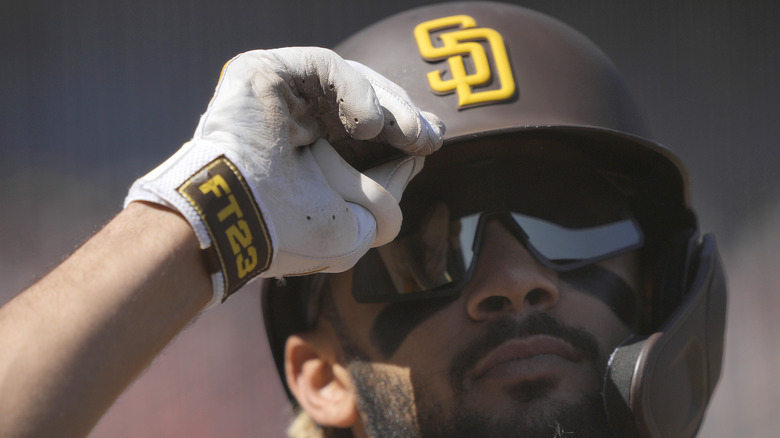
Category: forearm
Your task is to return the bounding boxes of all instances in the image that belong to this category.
[0,47,443,438]
[0,202,212,437]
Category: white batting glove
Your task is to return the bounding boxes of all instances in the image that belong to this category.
[124,47,444,307]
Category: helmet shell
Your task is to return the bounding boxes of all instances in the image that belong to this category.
[262,6,724,437]
[338,1,647,139]
[334,2,691,236]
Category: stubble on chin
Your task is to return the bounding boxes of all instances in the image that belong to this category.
[414,392,614,438]
[412,313,614,437]
[347,357,613,438]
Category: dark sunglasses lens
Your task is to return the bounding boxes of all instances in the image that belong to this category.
[510,213,643,269]
[354,210,642,303]
[367,204,470,300]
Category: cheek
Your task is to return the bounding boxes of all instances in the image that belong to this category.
[559,264,639,328]
[555,291,632,363]
[390,304,464,367]
[385,304,469,392]
[367,295,460,358]
[397,345,462,415]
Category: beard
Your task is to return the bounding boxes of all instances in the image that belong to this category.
[415,391,614,438]
[347,313,616,438]
[350,361,422,438]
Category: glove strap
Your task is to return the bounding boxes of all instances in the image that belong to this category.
[177,155,273,303]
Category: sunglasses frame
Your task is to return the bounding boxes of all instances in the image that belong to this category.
[352,210,644,304]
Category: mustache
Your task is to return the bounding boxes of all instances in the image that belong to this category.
[449,312,601,393]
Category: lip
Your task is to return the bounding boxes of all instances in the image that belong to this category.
[468,335,584,382]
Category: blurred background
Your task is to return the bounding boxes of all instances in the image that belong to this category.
[1,0,778,436]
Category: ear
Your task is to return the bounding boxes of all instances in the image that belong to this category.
[285,333,359,428]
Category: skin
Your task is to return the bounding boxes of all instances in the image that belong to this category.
[0,203,212,437]
[0,180,640,438]
[288,219,641,437]
[0,192,640,438]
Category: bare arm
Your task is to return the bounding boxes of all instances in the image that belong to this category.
[0,47,442,438]
[0,202,211,437]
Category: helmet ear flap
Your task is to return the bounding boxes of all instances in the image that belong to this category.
[603,235,727,438]
[262,276,326,405]
[651,221,700,328]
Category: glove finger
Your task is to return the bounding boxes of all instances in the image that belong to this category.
[309,138,402,246]
[362,155,425,206]
[346,60,445,156]
[265,47,387,144]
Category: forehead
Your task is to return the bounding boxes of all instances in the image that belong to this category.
[400,133,634,229]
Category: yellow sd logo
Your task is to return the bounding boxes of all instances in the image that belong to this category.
[414,15,516,108]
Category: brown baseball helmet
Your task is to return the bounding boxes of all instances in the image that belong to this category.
[261,3,726,437]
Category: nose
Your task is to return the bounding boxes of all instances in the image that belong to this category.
[464,219,560,321]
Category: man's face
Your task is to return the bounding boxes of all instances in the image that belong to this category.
[320,217,641,437]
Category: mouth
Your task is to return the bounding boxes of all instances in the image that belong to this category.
[467,334,584,383]
[449,314,601,394]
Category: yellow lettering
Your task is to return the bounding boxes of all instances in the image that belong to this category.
[217,194,244,222]
[226,220,253,255]
[199,174,231,197]
[237,246,258,279]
